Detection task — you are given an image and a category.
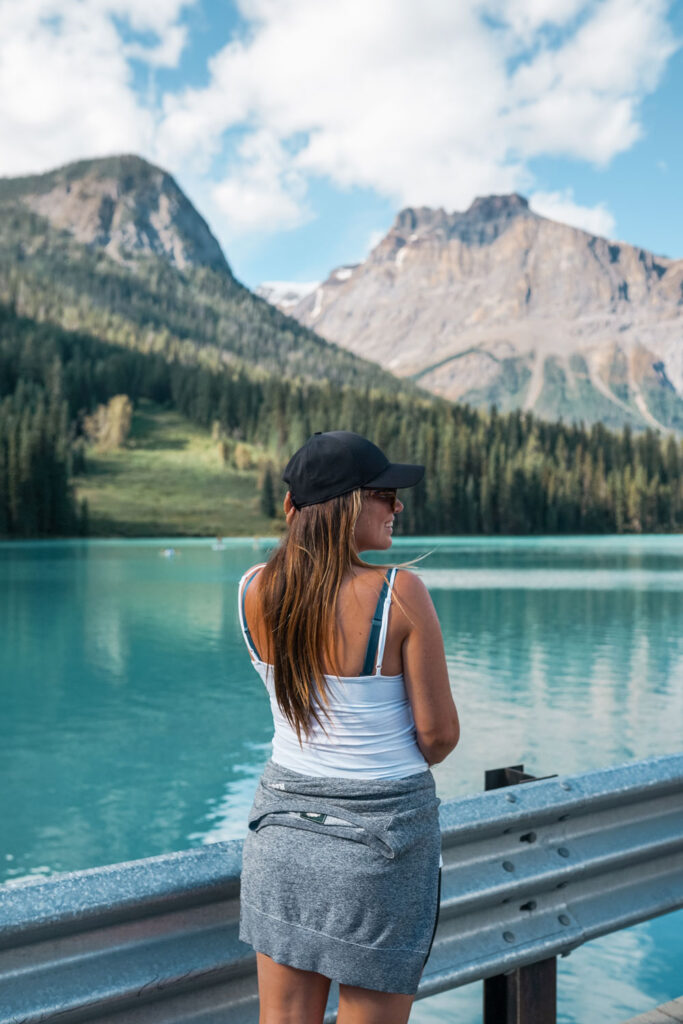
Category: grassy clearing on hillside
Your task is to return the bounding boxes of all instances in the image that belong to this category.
[73,400,285,537]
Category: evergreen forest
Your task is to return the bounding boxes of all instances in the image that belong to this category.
[1,303,681,538]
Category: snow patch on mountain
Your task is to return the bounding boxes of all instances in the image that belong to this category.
[256,280,319,310]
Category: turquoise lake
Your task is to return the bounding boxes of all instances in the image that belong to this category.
[1,535,682,1023]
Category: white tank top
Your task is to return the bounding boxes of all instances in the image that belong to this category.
[238,564,428,779]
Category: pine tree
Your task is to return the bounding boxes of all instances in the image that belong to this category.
[259,464,276,519]
[79,498,89,537]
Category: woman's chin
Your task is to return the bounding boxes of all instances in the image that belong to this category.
[355,531,393,552]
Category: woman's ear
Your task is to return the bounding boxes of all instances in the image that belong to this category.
[284,491,297,526]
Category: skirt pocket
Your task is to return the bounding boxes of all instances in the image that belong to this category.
[248,806,385,851]
[240,765,442,994]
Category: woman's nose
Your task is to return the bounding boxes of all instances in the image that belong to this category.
[395,497,404,513]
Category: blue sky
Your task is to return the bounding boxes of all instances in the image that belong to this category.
[0,0,681,289]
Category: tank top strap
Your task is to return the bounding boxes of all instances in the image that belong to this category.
[374,568,398,676]
[238,564,266,662]
[361,568,398,676]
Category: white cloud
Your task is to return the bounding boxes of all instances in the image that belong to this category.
[529,189,617,237]
[507,0,676,163]
[155,0,677,230]
[125,24,188,68]
[211,130,311,231]
[483,0,589,39]
[0,0,192,177]
[0,0,678,239]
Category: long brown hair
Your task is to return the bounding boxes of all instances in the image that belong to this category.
[257,488,380,743]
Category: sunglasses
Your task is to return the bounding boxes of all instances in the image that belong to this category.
[364,488,399,512]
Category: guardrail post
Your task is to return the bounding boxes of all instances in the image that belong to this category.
[483,765,557,1024]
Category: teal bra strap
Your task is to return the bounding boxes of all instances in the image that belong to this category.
[241,572,261,661]
[361,575,390,676]
[244,569,395,672]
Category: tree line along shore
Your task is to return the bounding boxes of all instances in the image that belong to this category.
[1,303,682,539]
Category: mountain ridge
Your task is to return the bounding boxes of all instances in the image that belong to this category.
[0,154,230,273]
[288,195,683,432]
[0,154,412,394]
[2,160,682,540]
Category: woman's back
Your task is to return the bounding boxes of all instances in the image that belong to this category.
[244,564,406,676]
[243,559,458,769]
[240,564,429,778]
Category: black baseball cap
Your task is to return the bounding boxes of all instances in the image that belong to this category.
[283,431,424,508]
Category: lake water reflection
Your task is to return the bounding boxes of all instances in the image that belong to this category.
[1,536,681,1023]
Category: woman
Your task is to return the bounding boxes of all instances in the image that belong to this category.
[238,430,460,1024]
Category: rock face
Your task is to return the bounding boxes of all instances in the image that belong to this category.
[0,154,229,273]
[0,154,410,394]
[291,195,683,432]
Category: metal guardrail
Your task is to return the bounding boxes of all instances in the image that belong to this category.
[1,753,682,1024]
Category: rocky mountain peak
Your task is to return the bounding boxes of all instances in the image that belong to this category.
[384,193,535,254]
[393,206,451,234]
[467,193,530,220]
[0,154,230,274]
[289,194,683,433]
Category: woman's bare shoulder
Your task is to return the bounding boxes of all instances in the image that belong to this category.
[345,564,389,593]
[392,568,437,626]
[240,564,267,617]
[393,567,431,602]
[240,562,267,586]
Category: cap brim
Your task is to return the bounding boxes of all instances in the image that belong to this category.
[364,462,425,489]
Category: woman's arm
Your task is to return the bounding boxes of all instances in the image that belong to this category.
[395,570,460,765]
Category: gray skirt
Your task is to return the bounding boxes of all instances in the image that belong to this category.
[239,759,442,994]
